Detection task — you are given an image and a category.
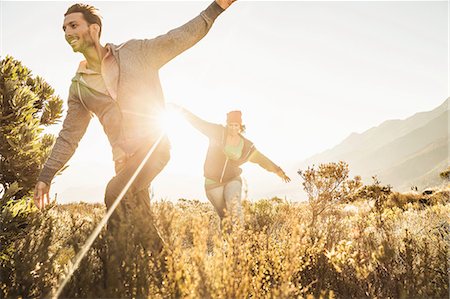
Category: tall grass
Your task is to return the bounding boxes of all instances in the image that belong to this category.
[1,192,449,298]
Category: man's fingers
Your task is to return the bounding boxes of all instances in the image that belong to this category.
[34,189,42,208]
[216,0,236,10]
[41,192,51,209]
[33,182,51,210]
[46,193,51,206]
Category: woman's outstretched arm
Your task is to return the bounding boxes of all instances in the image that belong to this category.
[248,150,291,182]
[170,104,221,137]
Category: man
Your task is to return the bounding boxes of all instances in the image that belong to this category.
[33,0,235,290]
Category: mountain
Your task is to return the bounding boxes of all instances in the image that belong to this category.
[297,98,449,191]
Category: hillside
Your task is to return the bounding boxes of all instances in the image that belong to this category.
[298,98,449,191]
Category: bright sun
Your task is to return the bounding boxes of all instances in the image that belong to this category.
[158,105,184,137]
[153,104,209,198]
[157,104,206,158]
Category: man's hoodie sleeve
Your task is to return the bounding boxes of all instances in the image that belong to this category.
[140,1,224,69]
[38,85,92,185]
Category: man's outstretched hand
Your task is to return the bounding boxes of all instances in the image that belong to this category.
[34,181,50,210]
[216,0,236,10]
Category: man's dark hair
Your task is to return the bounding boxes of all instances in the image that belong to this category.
[65,3,102,37]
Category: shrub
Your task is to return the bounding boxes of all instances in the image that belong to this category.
[0,55,63,200]
[2,197,448,298]
[298,161,362,226]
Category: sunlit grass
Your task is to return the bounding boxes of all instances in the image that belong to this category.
[1,189,448,298]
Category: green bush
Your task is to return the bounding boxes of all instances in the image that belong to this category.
[0,55,63,200]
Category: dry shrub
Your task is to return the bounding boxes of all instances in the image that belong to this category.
[1,194,448,298]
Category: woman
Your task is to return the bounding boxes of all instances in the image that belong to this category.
[175,105,291,226]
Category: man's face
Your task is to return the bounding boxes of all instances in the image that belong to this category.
[63,13,96,53]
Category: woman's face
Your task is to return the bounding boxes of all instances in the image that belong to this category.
[227,122,241,136]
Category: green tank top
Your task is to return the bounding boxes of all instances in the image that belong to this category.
[205,138,244,186]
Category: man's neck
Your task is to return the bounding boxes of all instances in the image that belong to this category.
[83,44,107,73]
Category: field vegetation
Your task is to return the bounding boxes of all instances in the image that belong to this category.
[1,163,448,298]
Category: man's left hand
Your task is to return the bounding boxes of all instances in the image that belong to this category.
[216,0,236,10]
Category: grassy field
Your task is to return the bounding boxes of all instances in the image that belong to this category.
[1,187,449,298]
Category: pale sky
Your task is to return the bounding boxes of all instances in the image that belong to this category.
[1,1,448,203]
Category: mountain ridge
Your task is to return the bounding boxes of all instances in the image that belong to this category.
[297,98,449,191]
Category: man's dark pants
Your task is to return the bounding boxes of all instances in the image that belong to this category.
[103,137,170,292]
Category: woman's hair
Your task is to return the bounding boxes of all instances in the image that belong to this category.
[64,3,102,37]
[240,124,246,134]
[226,123,246,134]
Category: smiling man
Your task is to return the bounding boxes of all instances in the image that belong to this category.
[33,0,235,292]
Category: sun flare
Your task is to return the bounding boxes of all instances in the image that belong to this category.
[158,105,185,137]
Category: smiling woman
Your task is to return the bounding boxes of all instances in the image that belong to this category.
[165,104,291,231]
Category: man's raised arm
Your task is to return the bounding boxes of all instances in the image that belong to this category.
[140,0,236,69]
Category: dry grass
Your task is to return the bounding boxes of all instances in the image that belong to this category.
[1,194,449,298]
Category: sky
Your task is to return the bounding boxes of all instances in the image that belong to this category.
[1,0,448,203]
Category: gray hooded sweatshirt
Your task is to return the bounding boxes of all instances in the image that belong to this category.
[38,2,224,184]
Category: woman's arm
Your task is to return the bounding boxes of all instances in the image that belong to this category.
[248,150,291,182]
[172,104,221,138]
